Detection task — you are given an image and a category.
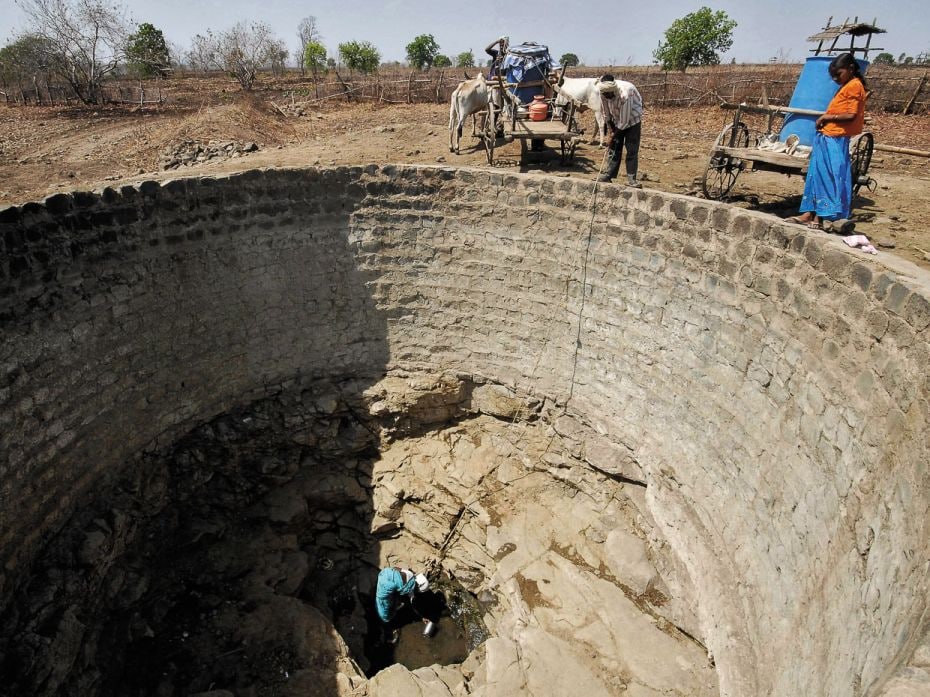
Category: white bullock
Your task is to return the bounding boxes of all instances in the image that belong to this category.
[448,73,490,154]
[554,77,606,146]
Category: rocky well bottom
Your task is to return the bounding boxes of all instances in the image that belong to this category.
[0,374,717,697]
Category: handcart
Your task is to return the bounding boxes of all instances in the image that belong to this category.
[479,42,585,165]
[701,18,885,203]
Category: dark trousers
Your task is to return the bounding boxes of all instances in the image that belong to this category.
[604,121,641,180]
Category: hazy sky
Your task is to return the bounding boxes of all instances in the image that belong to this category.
[1,0,925,66]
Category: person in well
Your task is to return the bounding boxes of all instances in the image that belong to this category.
[786,52,866,231]
[375,565,429,643]
[596,74,644,187]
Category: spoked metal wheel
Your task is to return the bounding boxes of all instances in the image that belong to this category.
[702,122,750,199]
[560,115,580,164]
[482,103,497,164]
[850,131,874,197]
[559,138,579,164]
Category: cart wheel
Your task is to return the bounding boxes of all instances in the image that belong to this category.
[483,103,497,164]
[568,138,578,162]
[702,122,750,200]
[850,132,874,197]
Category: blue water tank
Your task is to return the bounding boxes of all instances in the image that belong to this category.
[780,56,869,145]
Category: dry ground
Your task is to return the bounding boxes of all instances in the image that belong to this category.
[2,91,929,268]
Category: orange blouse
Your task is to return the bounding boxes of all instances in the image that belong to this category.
[821,77,866,137]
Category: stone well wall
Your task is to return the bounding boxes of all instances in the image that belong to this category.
[1,165,929,696]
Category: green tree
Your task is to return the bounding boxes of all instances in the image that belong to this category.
[872,52,895,66]
[559,52,580,68]
[455,50,475,68]
[433,54,452,68]
[125,22,170,77]
[295,15,321,75]
[405,33,439,70]
[653,7,737,71]
[338,40,380,73]
[303,40,326,75]
[0,34,56,84]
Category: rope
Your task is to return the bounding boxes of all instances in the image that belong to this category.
[431,145,612,567]
[567,145,610,404]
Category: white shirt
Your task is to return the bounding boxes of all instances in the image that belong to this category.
[600,80,643,132]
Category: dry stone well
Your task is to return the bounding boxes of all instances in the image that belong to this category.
[1,165,929,697]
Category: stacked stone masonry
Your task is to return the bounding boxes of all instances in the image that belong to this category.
[1,165,929,696]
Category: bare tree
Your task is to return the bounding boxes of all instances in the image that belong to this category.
[15,0,129,104]
[267,37,288,78]
[296,15,320,75]
[187,22,284,90]
[185,33,213,72]
[165,38,184,70]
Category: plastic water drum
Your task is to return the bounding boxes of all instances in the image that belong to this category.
[780,56,869,146]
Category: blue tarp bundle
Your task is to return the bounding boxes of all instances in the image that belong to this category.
[502,43,557,105]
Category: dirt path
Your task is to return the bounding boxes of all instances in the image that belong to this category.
[2,99,929,269]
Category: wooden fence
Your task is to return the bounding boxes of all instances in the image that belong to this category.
[244,64,930,115]
[0,79,166,107]
[2,65,927,114]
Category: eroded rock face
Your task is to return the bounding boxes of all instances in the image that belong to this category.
[366,388,716,697]
[0,384,373,696]
[2,165,930,696]
[0,375,714,697]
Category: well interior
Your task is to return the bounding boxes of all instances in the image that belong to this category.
[1,165,929,697]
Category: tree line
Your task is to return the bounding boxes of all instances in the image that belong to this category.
[1,2,770,106]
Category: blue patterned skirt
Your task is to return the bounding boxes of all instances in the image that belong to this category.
[800,132,852,220]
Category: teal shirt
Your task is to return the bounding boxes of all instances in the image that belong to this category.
[376,568,416,622]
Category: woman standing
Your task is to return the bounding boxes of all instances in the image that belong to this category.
[786,53,867,230]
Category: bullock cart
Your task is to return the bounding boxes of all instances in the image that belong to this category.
[702,102,875,202]
[479,79,585,165]
[701,19,883,205]
[477,42,585,165]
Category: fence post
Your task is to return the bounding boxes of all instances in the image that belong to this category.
[333,68,353,101]
[407,71,414,103]
[904,72,928,115]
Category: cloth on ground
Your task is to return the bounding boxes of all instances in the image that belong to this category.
[843,234,878,254]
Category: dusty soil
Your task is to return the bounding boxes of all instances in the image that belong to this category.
[2,89,929,269]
